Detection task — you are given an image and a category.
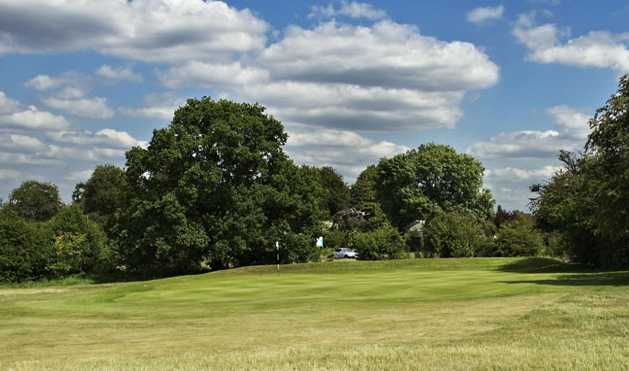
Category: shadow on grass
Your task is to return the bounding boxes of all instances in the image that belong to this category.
[503,271,629,286]
[498,257,584,273]
[499,257,629,286]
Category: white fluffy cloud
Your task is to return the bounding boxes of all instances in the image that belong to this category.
[0,91,18,113]
[159,61,269,88]
[25,74,76,91]
[96,65,143,83]
[467,5,504,25]
[285,124,408,181]
[26,73,115,119]
[0,105,70,130]
[43,96,114,120]
[484,165,562,210]
[0,0,268,63]
[309,1,387,21]
[0,91,144,200]
[119,93,185,121]
[183,20,498,133]
[513,13,629,72]
[261,21,498,92]
[468,105,590,159]
[470,105,591,209]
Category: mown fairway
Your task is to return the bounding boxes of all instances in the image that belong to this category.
[2,258,629,370]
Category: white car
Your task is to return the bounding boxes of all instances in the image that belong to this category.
[334,247,358,259]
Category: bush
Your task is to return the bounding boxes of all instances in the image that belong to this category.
[349,224,405,260]
[491,217,544,257]
[422,211,493,258]
[46,205,112,275]
[0,208,51,282]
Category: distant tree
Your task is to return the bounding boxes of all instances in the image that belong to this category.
[74,164,128,231]
[116,98,324,275]
[8,181,63,221]
[375,143,494,230]
[303,166,351,217]
[422,211,494,258]
[491,216,544,257]
[351,165,378,205]
[532,75,629,267]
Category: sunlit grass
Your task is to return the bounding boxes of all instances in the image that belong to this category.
[2,257,629,370]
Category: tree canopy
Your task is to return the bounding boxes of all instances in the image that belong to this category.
[116,97,324,275]
[375,143,494,230]
[532,75,629,267]
[8,181,63,222]
[74,164,128,231]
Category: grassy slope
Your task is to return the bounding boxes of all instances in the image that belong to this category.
[1,257,629,370]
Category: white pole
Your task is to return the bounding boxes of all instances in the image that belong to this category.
[276,241,280,273]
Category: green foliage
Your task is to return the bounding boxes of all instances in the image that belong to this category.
[348,224,405,260]
[532,75,629,267]
[302,166,351,217]
[117,98,324,275]
[375,143,494,230]
[490,216,544,257]
[351,165,378,206]
[47,205,112,275]
[8,181,63,221]
[75,164,128,232]
[422,211,493,258]
[0,208,51,282]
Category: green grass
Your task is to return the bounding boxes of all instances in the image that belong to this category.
[2,257,629,370]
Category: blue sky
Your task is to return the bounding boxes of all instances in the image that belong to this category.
[0,0,627,210]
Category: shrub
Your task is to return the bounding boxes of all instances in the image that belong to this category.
[491,217,544,257]
[422,211,493,258]
[46,205,112,275]
[349,224,405,260]
[0,208,52,282]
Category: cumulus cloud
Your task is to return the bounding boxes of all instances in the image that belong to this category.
[96,65,143,83]
[189,20,499,133]
[468,105,590,159]
[0,0,268,63]
[0,91,18,113]
[159,61,269,88]
[119,93,185,121]
[470,105,591,210]
[0,105,70,130]
[309,1,387,21]
[484,165,562,210]
[285,124,408,181]
[25,72,115,119]
[466,5,504,25]
[513,13,629,72]
[25,74,74,91]
[43,96,114,119]
[0,91,144,200]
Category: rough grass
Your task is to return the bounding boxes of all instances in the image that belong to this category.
[2,257,629,370]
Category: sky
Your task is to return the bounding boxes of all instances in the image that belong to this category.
[0,0,627,210]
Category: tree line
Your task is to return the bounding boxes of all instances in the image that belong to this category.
[10,82,624,283]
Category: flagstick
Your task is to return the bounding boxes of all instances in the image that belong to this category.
[276,241,279,273]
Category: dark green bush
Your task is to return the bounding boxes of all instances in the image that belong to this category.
[349,224,405,260]
[491,217,544,257]
[422,211,493,258]
[0,208,51,282]
[46,205,112,275]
